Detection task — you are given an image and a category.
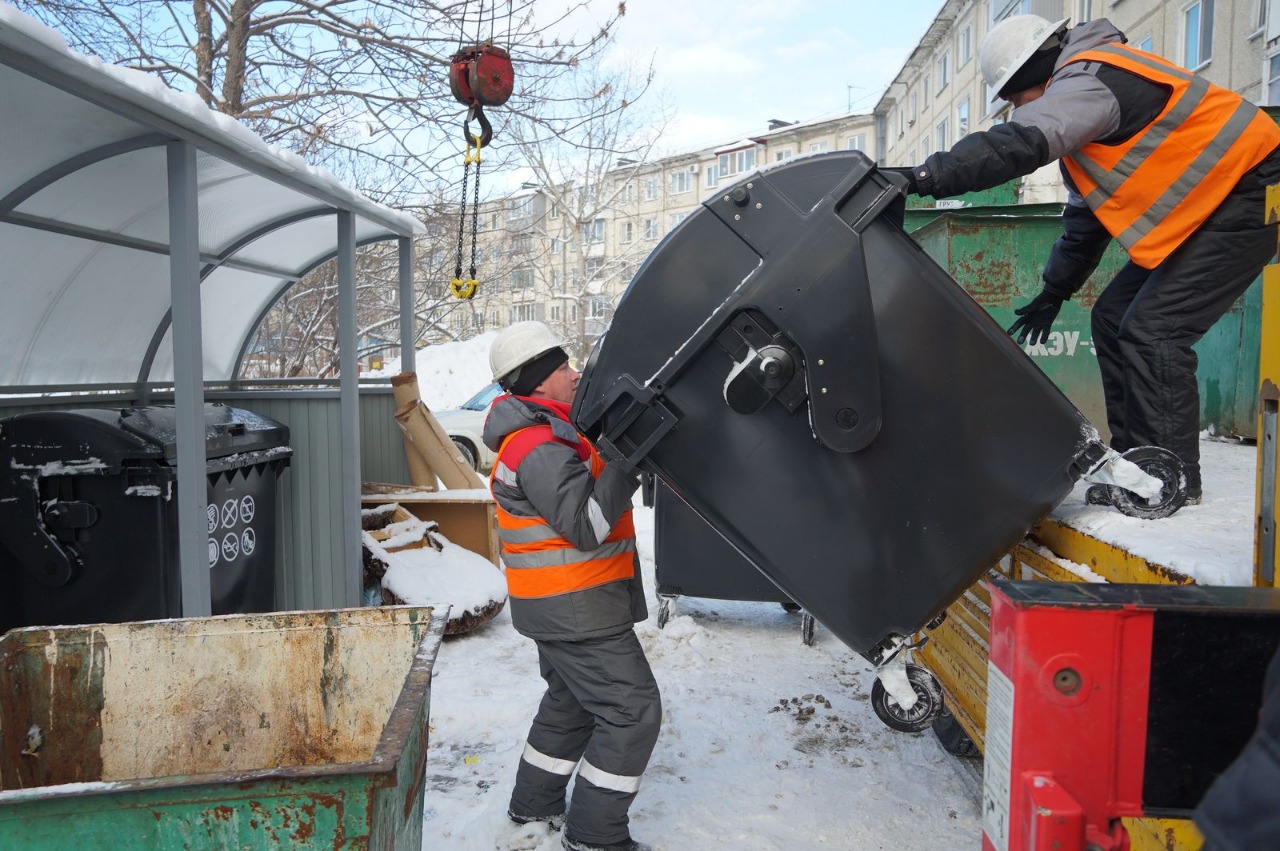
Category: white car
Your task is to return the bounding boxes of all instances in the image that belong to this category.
[433,383,502,473]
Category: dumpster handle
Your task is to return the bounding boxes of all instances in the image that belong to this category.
[584,375,679,471]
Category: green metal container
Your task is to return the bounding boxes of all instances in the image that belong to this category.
[0,606,445,849]
[904,203,1262,440]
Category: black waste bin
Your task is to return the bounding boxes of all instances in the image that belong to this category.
[573,151,1111,663]
[0,403,292,633]
[653,479,814,641]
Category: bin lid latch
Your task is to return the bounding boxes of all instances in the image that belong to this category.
[0,494,84,588]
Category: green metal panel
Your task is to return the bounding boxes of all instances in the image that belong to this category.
[0,607,444,850]
[905,205,1261,440]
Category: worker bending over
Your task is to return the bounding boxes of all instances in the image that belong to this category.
[484,321,660,851]
[896,14,1280,505]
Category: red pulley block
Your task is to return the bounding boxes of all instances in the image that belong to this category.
[449,44,514,107]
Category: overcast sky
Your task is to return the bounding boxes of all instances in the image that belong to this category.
[599,0,947,153]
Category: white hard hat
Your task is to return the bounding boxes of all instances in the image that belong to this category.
[489,321,568,385]
[979,15,1069,104]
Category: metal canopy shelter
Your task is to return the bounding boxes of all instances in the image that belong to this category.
[0,7,423,616]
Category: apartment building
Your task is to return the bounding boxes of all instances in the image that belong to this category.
[875,0,1276,203]
[448,112,877,359]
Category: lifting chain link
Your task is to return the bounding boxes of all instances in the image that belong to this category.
[450,133,483,300]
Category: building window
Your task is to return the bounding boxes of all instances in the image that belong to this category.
[549,202,560,219]
[935,117,949,152]
[551,269,562,292]
[1183,0,1214,69]
[669,212,690,230]
[620,182,634,204]
[1139,35,1154,52]
[718,148,756,178]
[957,98,970,139]
[959,24,972,68]
[588,297,609,319]
[510,303,540,323]
[620,220,635,243]
[774,147,794,162]
[510,268,534,290]
[846,134,866,152]
[643,178,658,201]
[571,305,578,322]
[937,50,951,91]
[550,304,562,321]
[1256,0,1268,35]
[670,169,693,194]
[507,196,532,221]
[809,141,828,153]
[920,132,932,158]
[1269,52,1280,104]
[924,77,930,107]
[705,165,718,188]
[1078,0,1096,22]
[583,218,605,244]
[585,257,604,278]
[551,237,561,255]
[911,92,918,124]
[643,218,658,240]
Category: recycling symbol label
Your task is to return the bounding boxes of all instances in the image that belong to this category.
[241,527,257,556]
[207,505,219,534]
[221,533,240,563]
[239,495,256,524]
[208,538,219,568]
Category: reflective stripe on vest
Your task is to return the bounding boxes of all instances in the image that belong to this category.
[1061,43,1280,269]
[491,426,636,599]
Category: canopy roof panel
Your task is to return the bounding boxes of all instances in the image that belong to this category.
[0,4,422,389]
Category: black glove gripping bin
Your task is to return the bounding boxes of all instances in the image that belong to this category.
[573,151,1106,662]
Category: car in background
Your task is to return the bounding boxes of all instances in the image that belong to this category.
[434,382,502,473]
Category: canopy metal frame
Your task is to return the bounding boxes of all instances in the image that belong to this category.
[0,12,423,615]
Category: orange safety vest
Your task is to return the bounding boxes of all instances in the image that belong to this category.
[491,425,636,600]
[1061,43,1280,269]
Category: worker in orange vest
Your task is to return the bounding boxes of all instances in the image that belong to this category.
[483,321,659,851]
[894,14,1280,506]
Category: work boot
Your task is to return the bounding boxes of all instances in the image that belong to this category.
[508,807,565,831]
[1084,484,1112,506]
[562,834,652,851]
[1185,485,1202,506]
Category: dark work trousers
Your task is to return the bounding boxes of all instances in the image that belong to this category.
[1090,221,1278,492]
[510,630,661,845]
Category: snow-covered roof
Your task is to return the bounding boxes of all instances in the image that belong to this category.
[0,3,423,389]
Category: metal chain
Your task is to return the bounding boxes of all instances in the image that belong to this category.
[469,151,481,280]
[453,158,471,281]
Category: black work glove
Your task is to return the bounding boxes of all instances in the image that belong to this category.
[880,166,921,195]
[1007,290,1064,347]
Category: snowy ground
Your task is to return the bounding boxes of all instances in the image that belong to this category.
[422,503,984,851]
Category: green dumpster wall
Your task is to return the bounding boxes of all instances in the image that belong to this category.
[903,204,1261,440]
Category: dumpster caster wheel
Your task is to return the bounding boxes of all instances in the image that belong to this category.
[656,595,674,629]
[871,664,943,733]
[800,612,815,646]
[781,601,802,614]
[1109,446,1188,520]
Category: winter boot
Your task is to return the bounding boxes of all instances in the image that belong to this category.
[1084,484,1112,506]
[561,834,652,851]
[509,807,565,831]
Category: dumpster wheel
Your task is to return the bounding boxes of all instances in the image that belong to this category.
[656,594,675,629]
[871,664,943,733]
[1108,446,1188,520]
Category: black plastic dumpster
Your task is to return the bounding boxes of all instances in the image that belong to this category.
[654,480,816,642]
[0,403,292,633]
[573,151,1116,665]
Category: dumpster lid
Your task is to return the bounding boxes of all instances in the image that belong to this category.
[0,404,290,474]
[117,404,291,462]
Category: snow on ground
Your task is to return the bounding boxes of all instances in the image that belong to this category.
[422,503,983,851]
[1050,436,1257,586]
